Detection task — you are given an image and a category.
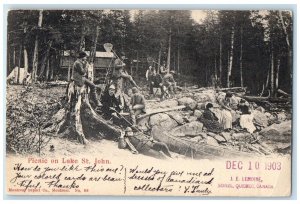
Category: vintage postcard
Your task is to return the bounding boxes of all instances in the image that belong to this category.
[5,9,292,197]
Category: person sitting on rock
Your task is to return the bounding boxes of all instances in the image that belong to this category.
[219,92,239,111]
[130,87,146,126]
[149,70,163,98]
[199,103,224,133]
[238,99,256,133]
[101,84,122,119]
[162,70,177,98]
[119,127,172,158]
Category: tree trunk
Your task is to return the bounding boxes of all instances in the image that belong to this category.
[13,46,16,67]
[89,26,100,64]
[275,57,281,91]
[49,54,54,80]
[79,27,86,51]
[45,59,50,81]
[167,28,171,72]
[240,26,243,87]
[67,55,71,81]
[39,40,53,79]
[270,51,275,97]
[214,54,217,87]
[17,44,22,84]
[227,26,235,88]
[136,51,139,76]
[177,44,180,74]
[32,10,43,82]
[158,42,162,73]
[278,11,292,83]
[219,36,222,86]
[24,47,28,73]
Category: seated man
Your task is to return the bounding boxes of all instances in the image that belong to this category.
[162,70,177,99]
[100,84,122,119]
[73,51,101,106]
[130,87,146,126]
[119,127,172,158]
[149,70,163,98]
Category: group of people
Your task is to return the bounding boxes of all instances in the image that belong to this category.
[72,50,173,158]
[199,92,256,134]
[145,63,177,100]
[72,50,146,126]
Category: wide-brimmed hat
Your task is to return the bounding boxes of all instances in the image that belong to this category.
[78,51,88,58]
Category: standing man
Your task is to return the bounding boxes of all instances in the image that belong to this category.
[72,51,101,106]
[130,87,146,126]
[146,66,154,94]
[113,52,139,95]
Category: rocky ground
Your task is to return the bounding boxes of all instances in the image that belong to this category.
[6,80,292,159]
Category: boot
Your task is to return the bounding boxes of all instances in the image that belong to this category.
[90,89,102,107]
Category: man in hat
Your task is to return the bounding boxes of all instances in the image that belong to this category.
[160,62,168,76]
[162,70,177,98]
[100,84,122,119]
[130,87,146,126]
[119,127,172,158]
[113,52,139,94]
[146,66,156,95]
[73,51,102,106]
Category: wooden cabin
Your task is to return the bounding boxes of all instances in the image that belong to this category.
[60,50,115,83]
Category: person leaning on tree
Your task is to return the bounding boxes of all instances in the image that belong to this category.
[72,51,102,107]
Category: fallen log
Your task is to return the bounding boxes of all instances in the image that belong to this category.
[219,87,247,93]
[277,89,290,97]
[137,105,186,119]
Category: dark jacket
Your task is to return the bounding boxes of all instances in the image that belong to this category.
[101,90,121,117]
[73,59,87,86]
[150,74,163,87]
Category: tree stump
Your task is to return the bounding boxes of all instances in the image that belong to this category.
[56,81,121,144]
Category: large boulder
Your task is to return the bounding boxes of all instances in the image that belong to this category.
[252,110,268,127]
[178,97,197,110]
[149,113,178,131]
[137,116,150,132]
[170,121,203,137]
[260,120,291,143]
[157,99,179,109]
[166,111,185,125]
[193,90,216,103]
[205,136,219,146]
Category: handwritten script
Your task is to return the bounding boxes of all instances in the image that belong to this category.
[8,160,214,195]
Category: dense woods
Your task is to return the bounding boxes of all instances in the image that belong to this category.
[7,10,292,95]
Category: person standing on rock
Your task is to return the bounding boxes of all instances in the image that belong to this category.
[72,51,102,107]
[146,66,155,95]
[113,51,139,95]
[119,127,172,158]
[130,87,146,126]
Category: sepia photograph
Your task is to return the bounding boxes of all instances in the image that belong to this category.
[5,8,293,197]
